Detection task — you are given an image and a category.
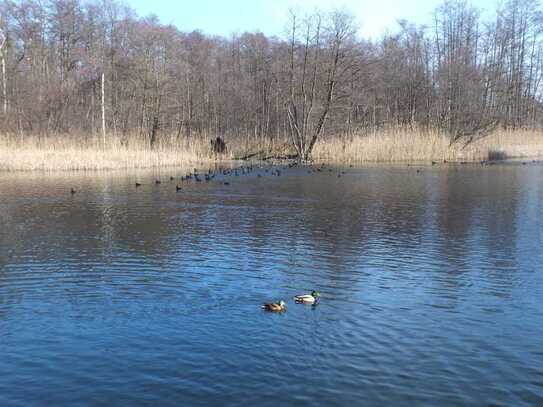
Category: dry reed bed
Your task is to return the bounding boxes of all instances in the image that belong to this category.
[0,135,214,171]
[0,133,287,171]
[312,128,543,163]
[1,129,542,171]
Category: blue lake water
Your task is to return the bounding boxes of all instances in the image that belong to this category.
[1,162,542,406]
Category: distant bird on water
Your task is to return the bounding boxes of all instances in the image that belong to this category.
[176,185,182,192]
[135,182,142,187]
[70,188,76,195]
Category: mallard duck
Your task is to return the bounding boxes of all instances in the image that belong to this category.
[261,300,286,312]
[294,291,320,304]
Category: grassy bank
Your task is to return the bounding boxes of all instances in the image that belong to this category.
[1,128,542,171]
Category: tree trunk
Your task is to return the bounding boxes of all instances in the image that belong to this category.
[1,53,6,115]
[101,72,106,147]
[0,32,7,116]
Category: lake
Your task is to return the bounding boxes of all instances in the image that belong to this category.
[1,162,542,406]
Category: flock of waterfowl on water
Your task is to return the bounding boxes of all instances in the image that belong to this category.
[67,158,542,196]
[132,161,357,192]
[119,161,298,191]
[68,161,356,195]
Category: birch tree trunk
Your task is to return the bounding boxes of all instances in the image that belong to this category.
[0,32,7,116]
[1,53,6,115]
[101,72,106,148]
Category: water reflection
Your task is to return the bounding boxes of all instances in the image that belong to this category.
[0,163,542,405]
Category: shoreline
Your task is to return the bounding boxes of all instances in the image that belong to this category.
[2,155,542,174]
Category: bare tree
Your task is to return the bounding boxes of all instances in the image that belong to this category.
[2,0,543,155]
[285,10,356,160]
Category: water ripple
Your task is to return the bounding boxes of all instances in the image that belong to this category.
[0,164,542,405]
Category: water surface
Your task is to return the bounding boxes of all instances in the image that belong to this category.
[1,163,542,406]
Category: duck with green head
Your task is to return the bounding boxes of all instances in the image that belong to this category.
[294,291,320,304]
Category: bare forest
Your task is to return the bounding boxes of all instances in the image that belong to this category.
[1,0,543,165]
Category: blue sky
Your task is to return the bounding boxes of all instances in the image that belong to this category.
[128,0,497,39]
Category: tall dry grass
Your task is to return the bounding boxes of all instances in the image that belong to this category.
[312,127,543,163]
[1,127,542,171]
[0,131,293,171]
[0,133,216,171]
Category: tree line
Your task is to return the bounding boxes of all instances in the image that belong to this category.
[0,0,542,159]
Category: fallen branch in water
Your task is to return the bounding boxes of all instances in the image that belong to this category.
[235,150,299,161]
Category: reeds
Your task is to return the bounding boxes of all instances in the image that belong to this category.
[0,133,214,171]
[312,127,543,163]
[1,127,542,171]
[0,131,295,171]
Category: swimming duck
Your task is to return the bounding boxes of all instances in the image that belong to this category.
[294,291,320,304]
[261,300,286,312]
